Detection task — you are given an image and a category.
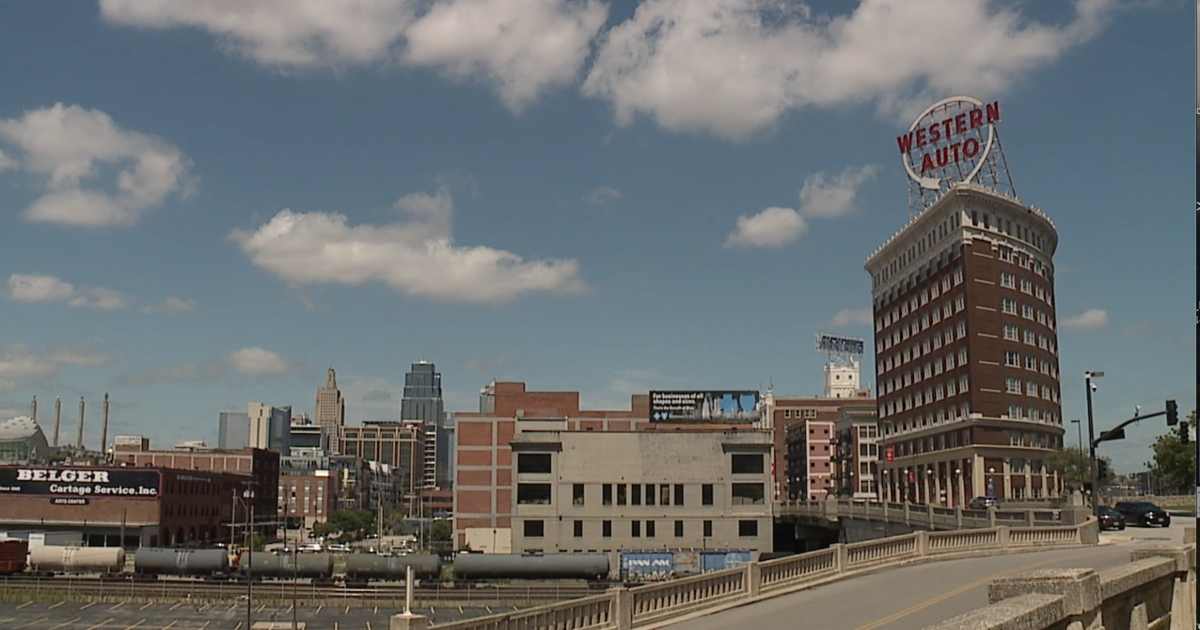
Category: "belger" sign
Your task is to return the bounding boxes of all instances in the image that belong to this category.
[0,466,161,500]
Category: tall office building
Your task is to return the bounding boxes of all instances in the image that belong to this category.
[249,402,293,456]
[217,411,250,450]
[400,361,445,489]
[865,97,1063,506]
[315,367,345,455]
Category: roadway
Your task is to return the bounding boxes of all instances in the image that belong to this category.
[668,521,1194,630]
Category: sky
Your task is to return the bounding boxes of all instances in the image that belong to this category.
[0,0,1193,476]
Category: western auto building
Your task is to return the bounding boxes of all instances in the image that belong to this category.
[0,465,249,548]
[865,97,1064,505]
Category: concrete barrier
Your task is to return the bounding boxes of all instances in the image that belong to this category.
[778,498,1068,535]
[428,518,1098,630]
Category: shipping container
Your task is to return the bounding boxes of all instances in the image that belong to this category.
[672,551,700,575]
[620,552,674,581]
[700,551,752,572]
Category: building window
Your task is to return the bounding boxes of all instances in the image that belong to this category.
[645,484,656,506]
[602,484,612,505]
[674,484,685,506]
[602,520,612,538]
[573,484,585,506]
[732,483,765,505]
[523,520,545,538]
[674,520,684,538]
[1003,324,1018,340]
[1005,351,1020,366]
[631,521,641,538]
[738,520,759,537]
[1026,381,1038,396]
[516,453,552,474]
[573,520,583,537]
[702,484,714,506]
[956,321,967,339]
[1006,377,1021,393]
[1002,298,1017,314]
[616,484,627,506]
[731,454,765,474]
[1000,272,1015,288]
[659,485,671,505]
[631,484,642,506]
[1008,404,1021,419]
[958,348,967,365]
[955,295,964,312]
[953,268,963,284]
[646,520,656,538]
[517,484,551,505]
[959,375,969,392]
[703,520,713,538]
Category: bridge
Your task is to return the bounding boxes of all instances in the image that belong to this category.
[420,508,1194,630]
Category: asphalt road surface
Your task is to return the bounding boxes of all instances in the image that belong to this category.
[670,521,1194,630]
[0,599,519,629]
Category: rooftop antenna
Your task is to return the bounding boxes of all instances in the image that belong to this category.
[101,393,110,456]
[30,395,36,422]
[76,396,85,450]
[53,396,62,447]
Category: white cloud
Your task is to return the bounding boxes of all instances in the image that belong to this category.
[724,165,876,248]
[1062,308,1109,331]
[831,307,873,327]
[403,0,609,112]
[223,347,296,377]
[465,357,506,372]
[100,0,607,114]
[725,207,807,248]
[583,0,1120,141]
[0,344,113,390]
[7,273,128,310]
[142,297,198,314]
[0,103,195,227]
[796,165,877,219]
[0,148,14,171]
[586,186,623,205]
[229,187,591,305]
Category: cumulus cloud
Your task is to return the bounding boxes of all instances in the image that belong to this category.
[831,307,873,327]
[0,344,113,390]
[115,346,300,386]
[583,0,1120,140]
[725,165,876,248]
[1062,308,1109,331]
[0,148,14,171]
[223,347,296,377]
[0,103,195,227]
[229,187,591,305]
[585,186,623,205]
[403,0,608,112]
[101,0,607,114]
[7,272,194,313]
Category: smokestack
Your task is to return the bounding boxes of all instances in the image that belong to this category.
[77,396,85,450]
[30,396,36,422]
[101,393,110,455]
[53,397,61,447]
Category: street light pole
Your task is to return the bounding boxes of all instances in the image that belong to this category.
[1070,419,1083,490]
[244,486,255,630]
[1084,371,1104,517]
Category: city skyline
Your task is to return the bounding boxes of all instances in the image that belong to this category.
[0,1,1193,477]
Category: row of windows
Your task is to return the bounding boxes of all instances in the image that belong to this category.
[996,244,1052,280]
[522,518,761,539]
[974,211,1052,260]
[999,299,1055,329]
[888,430,1060,458]
[1003,378,1060,402]
[997,272,1052,306]
[782,409,819,419]
[881,375,969,419]
[872,213,963,289]
[516,481,768,507]
[1001,329,1059,364]
[885,404,973,436]
[517,453,764,476]
[877,293,966,346]
[880,349,968,393]
[876,274,965,335]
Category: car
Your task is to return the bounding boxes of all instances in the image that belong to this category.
[1113,501,1171,527]
[1097,505,1126,531]
[968,496,999,510]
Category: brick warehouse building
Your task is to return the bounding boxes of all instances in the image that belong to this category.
[865,183,1065,505]
[0,465,249,548]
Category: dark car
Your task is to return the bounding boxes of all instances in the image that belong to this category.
[968,496,999,510]
[1113,501,1171,527]
[1097,506,1126,531]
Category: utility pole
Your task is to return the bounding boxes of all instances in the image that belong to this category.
[1084,371,1104,517]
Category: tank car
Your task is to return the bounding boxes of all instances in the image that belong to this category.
[344,553,440,585]
[248,551,334,581]
[28,546,125,576]
[453,553,611,581]
[134,548,231,578]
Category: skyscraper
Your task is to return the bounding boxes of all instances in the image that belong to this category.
[249,402,293,456]
[400,361,445,489]
[315,367,345,455]
[218,410,250,450]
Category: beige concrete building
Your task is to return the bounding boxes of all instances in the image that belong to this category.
[315,368,345,455]
[508,430,774,555]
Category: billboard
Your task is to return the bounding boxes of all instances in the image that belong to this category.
[0,466,161,500]
[650,391,761,423]
[815,333,865,356]
[897,96,1000,191]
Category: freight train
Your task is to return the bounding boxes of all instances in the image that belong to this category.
[1,546,759,586]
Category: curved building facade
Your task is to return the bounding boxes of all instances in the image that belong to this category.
[865,183,1064,505]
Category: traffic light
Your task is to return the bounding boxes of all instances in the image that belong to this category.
[1166,400,1178,426]
[1097,459,1109,483]
[1181,422,1190,445]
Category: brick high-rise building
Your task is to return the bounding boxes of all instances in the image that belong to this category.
[315,368,345,455]
[865,183,1064,506]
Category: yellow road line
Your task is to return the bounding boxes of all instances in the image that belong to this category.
[110,602,125,611]
[13,616,49,629]
[80,602,97,610]
[15,601,33,609]
[161,621,177,630]
[850,549,1099,630]
[48,601,65,609]
[85,618,115,630]
[124,620,145,630]
[139,602,154,611]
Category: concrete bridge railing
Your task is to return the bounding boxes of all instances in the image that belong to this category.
[778,498,1069,530]
[922,527,1197,630]
[426,518,1099,630]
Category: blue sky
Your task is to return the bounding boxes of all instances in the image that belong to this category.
[0,0,1193,475]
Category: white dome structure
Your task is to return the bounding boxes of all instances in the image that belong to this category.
[0,415,51,464]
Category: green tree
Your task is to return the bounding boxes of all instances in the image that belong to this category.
[429,519,452,544]
[327,509,375,540]
[1047,446,1114,490]
[1145,410,1197,495]
[312,521,339,538]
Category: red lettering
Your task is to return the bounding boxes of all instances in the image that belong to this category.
[986,102,1001,124]
[921,152,935,173]
[941,119,954,141]
[969,108,983,129]
[954,114,967,135]
[928,123,941,144]
[916,127,928,148]
[950,142,962,162]
[935,147,949,168]
[963,137,980,158]
[897,133,915,155]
